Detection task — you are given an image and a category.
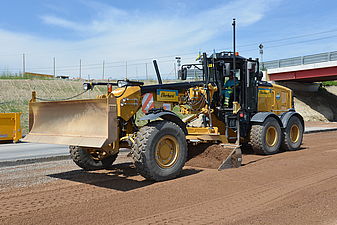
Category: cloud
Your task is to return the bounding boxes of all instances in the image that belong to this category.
[0,0,279,79]
[40,2,128,34]
[41,15,88,32]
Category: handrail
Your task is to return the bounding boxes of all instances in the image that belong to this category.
[264,51,337,69]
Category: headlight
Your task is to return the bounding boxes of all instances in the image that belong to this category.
[117,80,128,88]
[83,83,92,90]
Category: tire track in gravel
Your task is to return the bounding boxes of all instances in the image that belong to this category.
[0,171,149,219]
[121,170,337,225]
[1,132,337,225]
[1,169,335,222]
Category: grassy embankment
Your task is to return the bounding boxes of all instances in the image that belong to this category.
[4,71,336,134]
[0,78,106,134]
[322,81,337,86]
[0,74,180,135]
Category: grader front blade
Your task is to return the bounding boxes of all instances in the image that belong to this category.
[23,97,118,148]
[218,144,242,170]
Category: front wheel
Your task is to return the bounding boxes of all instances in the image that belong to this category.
[69,146,118,170]
[131,121,187,181]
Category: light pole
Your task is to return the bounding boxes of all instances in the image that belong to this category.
[53,57,56,77]
[102,60,105,80]
[145,63,148,80]
[79,59,82,79]
[259,43,264,70]
[22,53,25,76]
[125,61,128,79]
[175,57,181,79]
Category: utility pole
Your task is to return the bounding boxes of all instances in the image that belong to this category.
[53,57,56,77]
[22,53,26,76]
[174,63,177,79]
[102,60,105,80]
[145,63,148,80]
[175,57,181,79]
[79,59,82,79]
[125,61,128,79]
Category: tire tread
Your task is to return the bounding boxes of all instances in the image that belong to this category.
[69,146,118,170]
[131,121,186,181]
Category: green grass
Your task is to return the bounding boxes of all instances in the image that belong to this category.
[0,79,105,134]
[0,72,53,80]
[322,81,337,87]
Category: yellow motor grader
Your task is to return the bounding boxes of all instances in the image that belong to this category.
[24,21,304,181]
[24,51,304,181]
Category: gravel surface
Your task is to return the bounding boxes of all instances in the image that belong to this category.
[185,143,234,169]
[0,132,337,225]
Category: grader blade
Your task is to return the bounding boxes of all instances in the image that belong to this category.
[218,144,242,170]
[23,97,118,148]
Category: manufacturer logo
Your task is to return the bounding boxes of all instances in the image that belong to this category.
[258,88,272,96]
[157,89,179,102]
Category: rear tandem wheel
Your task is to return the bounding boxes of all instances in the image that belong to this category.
[250,117,282,155]
[281,116,304,151]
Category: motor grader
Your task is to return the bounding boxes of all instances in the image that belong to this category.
[23,50,304,181]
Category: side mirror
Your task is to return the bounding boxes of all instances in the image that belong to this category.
[179,68,187,80]
[257,71,263,81]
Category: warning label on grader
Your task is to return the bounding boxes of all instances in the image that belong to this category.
[142,93,154,113]
[156,89,179,102]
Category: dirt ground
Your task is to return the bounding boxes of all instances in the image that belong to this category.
[1,131,337,225]
[185,143,235,169]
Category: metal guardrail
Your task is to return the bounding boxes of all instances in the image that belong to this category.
[263,51,337,69]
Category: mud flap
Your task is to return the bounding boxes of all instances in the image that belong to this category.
[218,144,242,170]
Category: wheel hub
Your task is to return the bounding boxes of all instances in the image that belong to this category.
[155,135,180,168]
[290,124,300,143]
[87,148,107,161]
[266,126,278,147]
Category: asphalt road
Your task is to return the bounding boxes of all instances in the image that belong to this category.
[0,142,130,165]
[0,142,69,162]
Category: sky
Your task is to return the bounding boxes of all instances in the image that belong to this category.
[1,0,337,79]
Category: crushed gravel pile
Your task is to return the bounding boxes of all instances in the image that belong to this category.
[185,143,234,169]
